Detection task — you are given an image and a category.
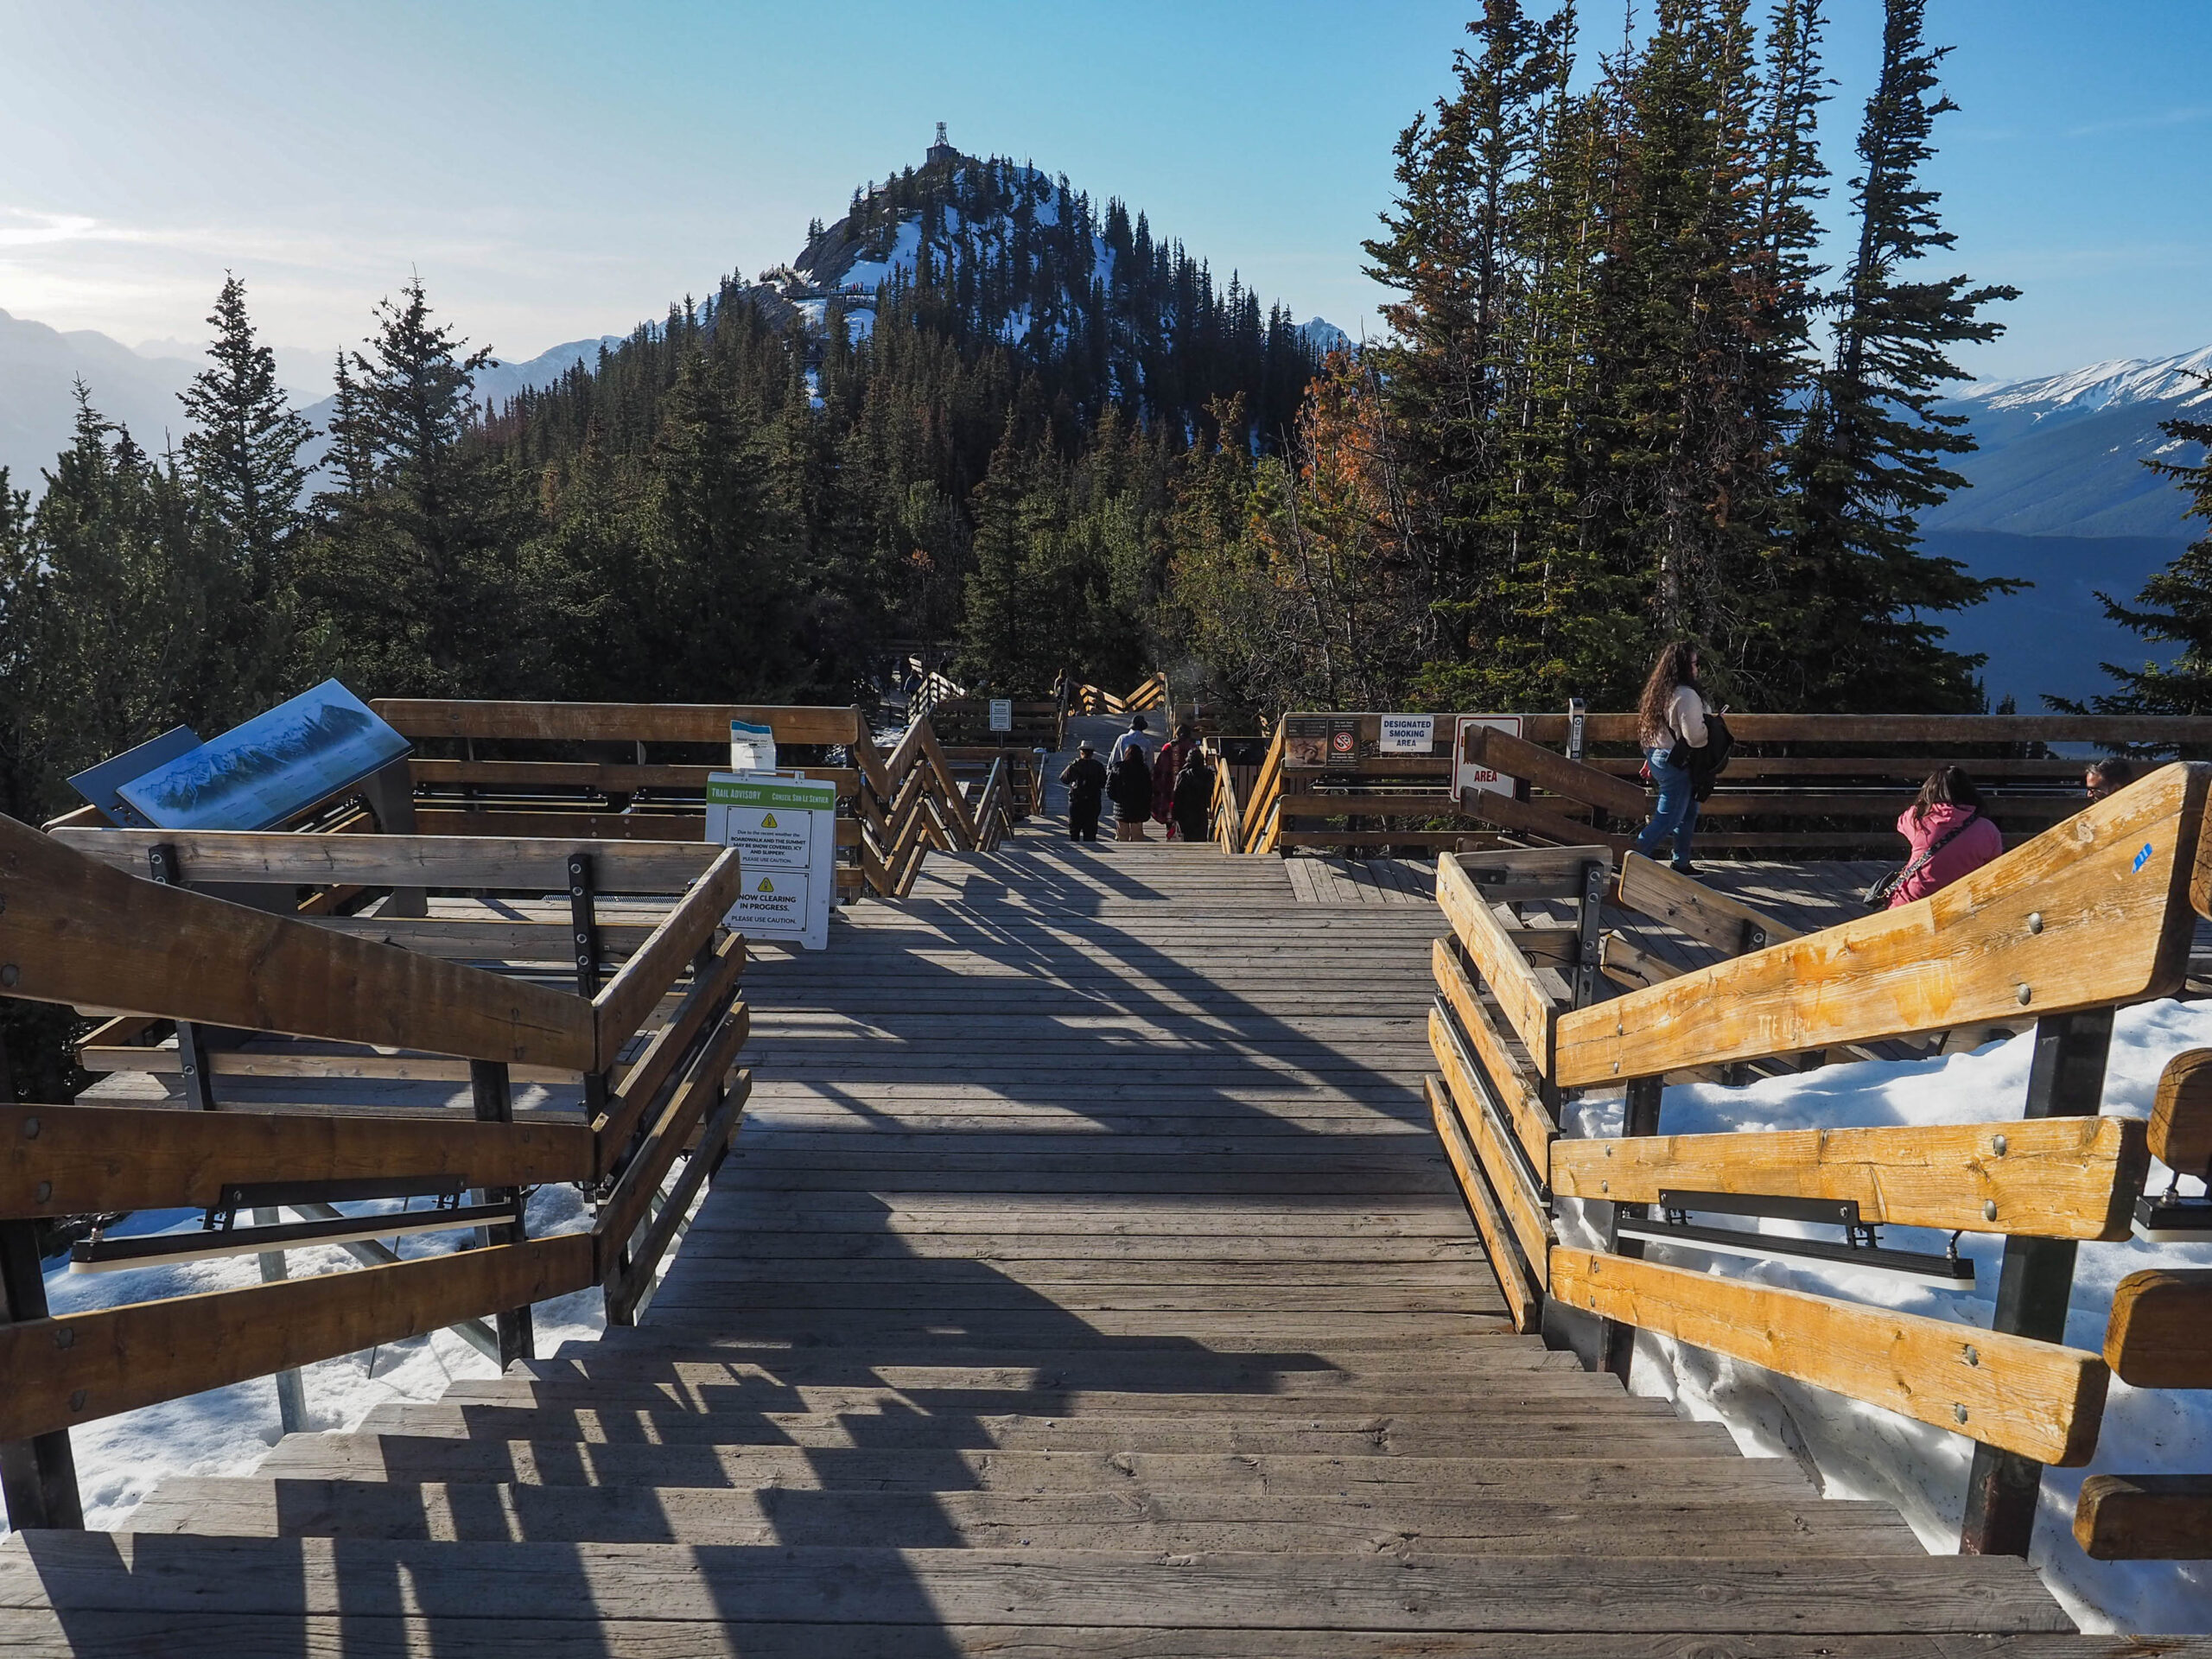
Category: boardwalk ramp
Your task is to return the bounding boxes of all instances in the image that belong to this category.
[0,833,2103,1653]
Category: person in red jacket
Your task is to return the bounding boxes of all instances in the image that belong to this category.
[1888,766,2004,908]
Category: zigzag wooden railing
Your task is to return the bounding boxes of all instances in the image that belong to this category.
[1208,721,1284,855]
[1421,763,2209,1560]
[0,814,750,1531]
[1068,672,1167,721]
[849,716,994,896]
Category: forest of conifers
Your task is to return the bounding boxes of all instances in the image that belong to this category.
[7,0,2211,841]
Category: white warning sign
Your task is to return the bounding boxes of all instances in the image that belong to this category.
[706,772,837,950]
[717,804,813,872]
[726,868,813,933]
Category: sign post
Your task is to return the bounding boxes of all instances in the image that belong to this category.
[705,772,836,950]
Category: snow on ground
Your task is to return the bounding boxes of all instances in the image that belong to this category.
[1560,998,2212,1633]
[1,1183,605,1541]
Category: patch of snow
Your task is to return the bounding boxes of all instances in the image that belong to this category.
[1560,999,2212,1633]
[841,219,927,294]
[1300,317,1352,356]
[2,1183,606,1540]
[1956,346,2212,419]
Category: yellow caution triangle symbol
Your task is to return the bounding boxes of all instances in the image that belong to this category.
[757,877,775,893]
[761,812,778,828]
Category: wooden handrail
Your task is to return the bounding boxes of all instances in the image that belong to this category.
[371,698,861,746]
[1553,764,2209,1088]
[3,815,596,1070]
[1418,765,2212,1554]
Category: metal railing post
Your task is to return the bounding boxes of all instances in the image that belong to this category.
[470,1058,533,1369]
[1599,1075,1665,1382]
[1959,1007,2113,1556]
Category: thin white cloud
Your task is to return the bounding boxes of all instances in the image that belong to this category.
[2065,105,2212,138]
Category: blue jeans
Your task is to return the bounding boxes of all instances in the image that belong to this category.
[1633,747,1698,862]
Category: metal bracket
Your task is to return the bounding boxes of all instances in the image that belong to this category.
[146,844,217,1111]
[569,851,601,1000]
[1619,1188,1975,1284]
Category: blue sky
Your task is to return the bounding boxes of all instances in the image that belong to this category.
[0,0,2203,382]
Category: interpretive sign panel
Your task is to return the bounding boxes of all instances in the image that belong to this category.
[988,698,1013,733]
[116,681,409,831]
[706,772,836,950]
[1452,715,1524,799]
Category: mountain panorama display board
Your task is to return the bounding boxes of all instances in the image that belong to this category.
[99,680,410,831]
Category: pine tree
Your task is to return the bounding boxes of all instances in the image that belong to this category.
[1785,0,2018,711]
[2073,402,2212,714]
[298,279,524,692]
[179,274,315,715]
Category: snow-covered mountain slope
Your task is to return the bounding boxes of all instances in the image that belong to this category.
[1930,346,2209,540]
[723,146,1323,429]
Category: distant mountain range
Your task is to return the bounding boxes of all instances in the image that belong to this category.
[0,307,621,495]
[1925,346,2209,709]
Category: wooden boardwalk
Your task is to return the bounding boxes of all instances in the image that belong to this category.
[1,816,2134,1649]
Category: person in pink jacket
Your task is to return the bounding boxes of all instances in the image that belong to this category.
[1888,766,2004,907]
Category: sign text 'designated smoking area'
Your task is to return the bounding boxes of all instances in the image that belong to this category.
[705,772,837,950]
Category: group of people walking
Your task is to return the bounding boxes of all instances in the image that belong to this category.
[1058,715,1214,844]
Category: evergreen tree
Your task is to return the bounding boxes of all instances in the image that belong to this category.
[1785,0,2018,710]
[2072,402,2212,714]
[300,279,528,692]
[179,274,315,714]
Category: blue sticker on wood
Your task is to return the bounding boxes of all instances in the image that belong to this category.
[2133,842,2154,873]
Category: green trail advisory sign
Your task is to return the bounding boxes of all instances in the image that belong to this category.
[706,772,836,950]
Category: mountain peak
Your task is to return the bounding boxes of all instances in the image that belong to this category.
[1955,345,2212,418]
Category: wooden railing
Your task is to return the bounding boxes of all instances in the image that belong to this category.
[1251,709,2212,855]
[848,717,1010,896]
[1421,762,2212,1559]
[0,812,749,1529]
[1068,672,1167,721]
[1211,722,1285,854]
[372,699,870,899]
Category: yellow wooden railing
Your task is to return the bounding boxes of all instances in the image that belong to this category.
[1422,763,2212,1560]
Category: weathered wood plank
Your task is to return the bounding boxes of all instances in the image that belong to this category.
[0,1612,2147,1657]
[1428,1009,1553,1270]
[371,698,861,746]
[48,827,721,892]
[0,1235,593,1442]
[2073,1473,2212,1560]
[1431,938,1555,1166]
[1435,854,1559,1073]
[1614,852,1800,952]
[595,1012,751,1264]
[2102,1268,2212,1389]
[592,847,741,1062]
[2,815,595,1069]
[1549,1117,2148,1241]
[1549,1247,2107,1465]
[2152,1047,2212,1173]
[0,1535,2074,1632]
[597,933,747,1160]
[605,1074,749,1322]
[1425,1077,1539,1333]
[1461,721,1648,817]
[1556,765,2209,1087]
[0,1103,591,1217]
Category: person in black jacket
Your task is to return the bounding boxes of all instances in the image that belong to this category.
[1172,748,1215,844]
[1059,741,1107,842]
[1109,746,1154,841]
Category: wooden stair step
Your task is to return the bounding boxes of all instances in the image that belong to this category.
[0,1535,2073,1635]
[125,1478,1930,1555]
[352,1402,1732,1456]
[432,1376,1645,1414]
[256,1438,1811,1497]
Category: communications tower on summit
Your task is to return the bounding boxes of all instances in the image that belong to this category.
[927,122,959,166]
